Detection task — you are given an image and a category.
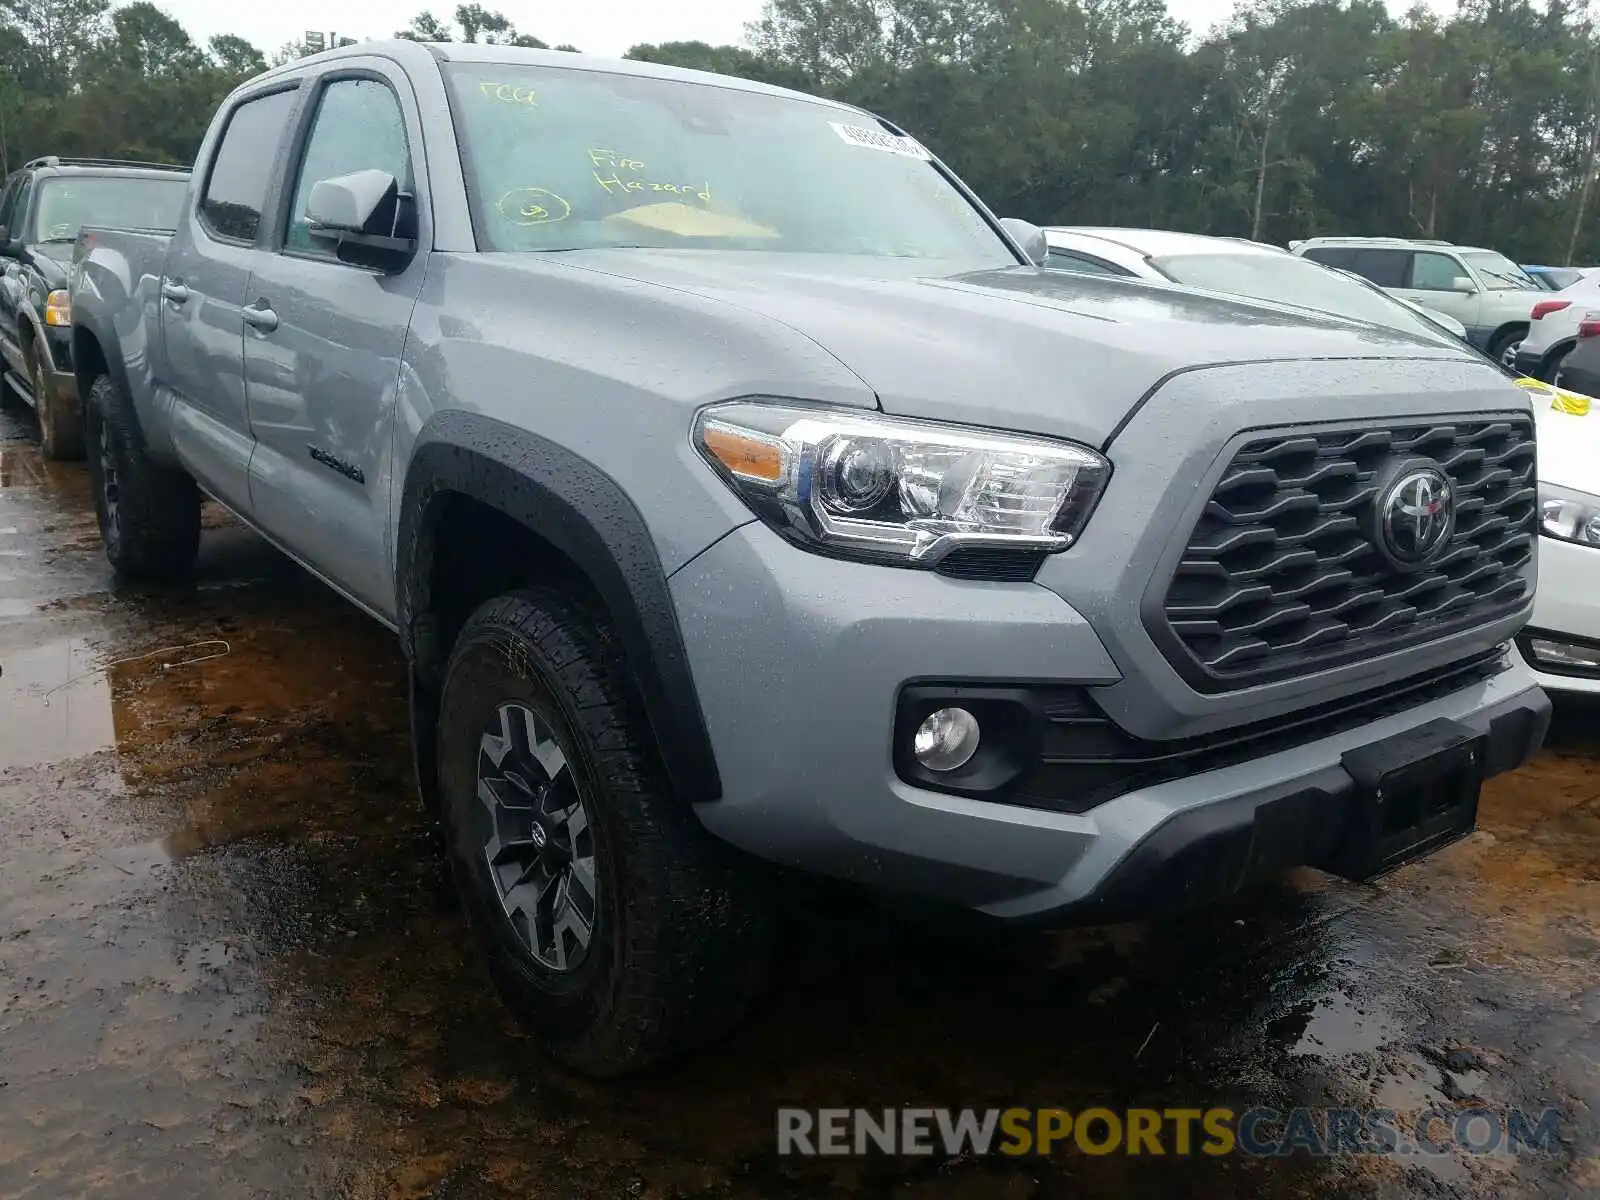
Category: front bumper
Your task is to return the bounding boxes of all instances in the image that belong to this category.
[671,524,1550,924]
[1517,533,1600,695]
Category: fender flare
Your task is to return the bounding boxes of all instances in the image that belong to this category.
[15,307,46,371]
[1539,335,1578,376]
[1487,320,1529,353]
[70,311,137,411]
[396,410,722,804]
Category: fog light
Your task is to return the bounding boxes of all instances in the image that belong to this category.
[913,707,980,772]
[1527,637,1600,673]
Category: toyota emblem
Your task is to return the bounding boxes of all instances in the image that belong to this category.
[1379,466,1455,566]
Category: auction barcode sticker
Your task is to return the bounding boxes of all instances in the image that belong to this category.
[830,122,931,160]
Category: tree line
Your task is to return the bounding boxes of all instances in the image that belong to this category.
[4,0,1600,264]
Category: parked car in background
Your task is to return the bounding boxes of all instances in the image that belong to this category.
[1522,264,1588,291]
[0,156,189,459]
[1290,237,1542,368]
[1542,310,1600,396]
[1511,379,1600,695]
[1041,227,1469,344]
[1511,277,1600,382]
[71,41,1550,1076]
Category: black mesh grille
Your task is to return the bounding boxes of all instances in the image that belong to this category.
[1156,416,1536,690]
[934,547,1045,582]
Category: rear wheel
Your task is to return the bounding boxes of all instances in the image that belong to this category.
[1546,346,1574,387]
[83,373,200,581]
[436,588,769,1076]
[32,353,82,461]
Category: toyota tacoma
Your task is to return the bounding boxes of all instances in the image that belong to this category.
[69,41,1550,1075]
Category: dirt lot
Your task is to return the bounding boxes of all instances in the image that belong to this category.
[0,403,1596,1199]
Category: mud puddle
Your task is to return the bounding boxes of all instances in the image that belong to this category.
[0,405,1595,1198]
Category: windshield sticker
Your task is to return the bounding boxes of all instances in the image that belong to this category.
[496,187,570,225]
[478,82,538,107]
[830,122,930,159]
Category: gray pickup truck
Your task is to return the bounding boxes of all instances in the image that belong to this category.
[70,40,1550,1076]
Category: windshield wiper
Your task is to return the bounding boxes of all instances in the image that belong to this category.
[1479,268,1533,288]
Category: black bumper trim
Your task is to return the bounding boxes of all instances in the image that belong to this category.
[1045,684,1551,926]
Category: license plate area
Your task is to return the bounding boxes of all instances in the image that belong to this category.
[1334,719,1484,880]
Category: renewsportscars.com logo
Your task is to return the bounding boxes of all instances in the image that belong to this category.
[776,1106,1563,1158]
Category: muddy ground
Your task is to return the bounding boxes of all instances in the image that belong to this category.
[0,403,1595,1199]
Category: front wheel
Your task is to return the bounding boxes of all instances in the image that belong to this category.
[1490,328,1526,370]
[436,588,769,1076]
[83,374,200,581]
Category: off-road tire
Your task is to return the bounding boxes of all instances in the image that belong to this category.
[33,353,83,461]
[437,588,769,1076]
[83,373,200,581]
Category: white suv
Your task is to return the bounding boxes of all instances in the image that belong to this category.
[1510,275,1600,382]
[1290,237,1544,366]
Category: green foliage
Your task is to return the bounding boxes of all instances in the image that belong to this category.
[7,0,1600,262]
[396,5,545,46]
[642,0,1600,263]
[0,0,262,170]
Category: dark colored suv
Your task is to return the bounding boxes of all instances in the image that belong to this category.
[0,157,189,458]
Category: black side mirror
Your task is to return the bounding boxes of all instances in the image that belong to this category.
[305,169,417,272]
[1000,217,1048,267]
[0,225,16,257]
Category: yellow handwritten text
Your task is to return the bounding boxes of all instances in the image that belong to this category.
[594,172,712,203]
[495,187,571,226]
[588,148,647,171]
[479,82,538,106]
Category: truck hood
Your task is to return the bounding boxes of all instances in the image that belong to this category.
[558,249,1480,444]
[23,244,71,286]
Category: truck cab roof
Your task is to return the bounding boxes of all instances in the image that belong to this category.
[20,157,190,182]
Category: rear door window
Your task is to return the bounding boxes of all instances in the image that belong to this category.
[1301,246,1353,269]
[1344,249,1409,288]
[200,89,299,243]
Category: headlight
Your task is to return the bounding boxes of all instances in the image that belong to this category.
[1539,484,1600,548]
[693,402,1109,568]
[43,289,70,327]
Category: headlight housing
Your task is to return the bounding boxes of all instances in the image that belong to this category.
[43,289,71,327]
[693,402,1109,570]
[1539,483,1600,548]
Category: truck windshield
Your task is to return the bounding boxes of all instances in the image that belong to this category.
[443,63,1014,266]
[31,176,189,243]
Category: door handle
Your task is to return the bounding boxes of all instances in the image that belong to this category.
[242,302,279,333]
[160,279,189,304]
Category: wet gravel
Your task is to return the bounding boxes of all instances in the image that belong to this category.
[0,403,1596,1198]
